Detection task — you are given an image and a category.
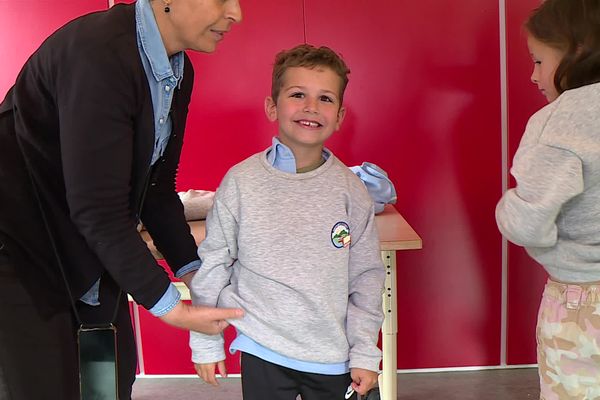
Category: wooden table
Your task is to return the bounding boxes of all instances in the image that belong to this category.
[142,204,422,400]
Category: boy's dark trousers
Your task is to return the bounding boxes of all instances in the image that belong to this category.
[0,246,136,400]
[241,352,357,400]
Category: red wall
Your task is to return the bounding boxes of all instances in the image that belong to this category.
[0,0,549,374]
[0,0,107,94]
[505,0,548,365]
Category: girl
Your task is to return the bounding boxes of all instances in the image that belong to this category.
[496,0,600,398]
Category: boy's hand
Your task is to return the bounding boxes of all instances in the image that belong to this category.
[194,361,227,386]
[350,368,379,396]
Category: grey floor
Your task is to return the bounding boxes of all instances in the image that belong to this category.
[132,367,540,399]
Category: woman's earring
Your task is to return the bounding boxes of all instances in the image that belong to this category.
[164,2,170,12]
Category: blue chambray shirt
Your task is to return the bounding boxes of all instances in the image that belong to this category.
[80,0,201,316]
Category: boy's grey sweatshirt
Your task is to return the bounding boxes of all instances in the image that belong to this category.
[189,149,385,372]
[496,82,600,283]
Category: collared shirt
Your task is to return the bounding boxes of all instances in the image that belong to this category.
[80,0,200,316]
[231,137,347,375]
[266,137,297,173]
[136,0,183,164]
[266,137,330,173]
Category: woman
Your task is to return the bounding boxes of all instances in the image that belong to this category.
[0,0,242,398]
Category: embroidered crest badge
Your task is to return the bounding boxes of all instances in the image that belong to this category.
[331,221,351,248]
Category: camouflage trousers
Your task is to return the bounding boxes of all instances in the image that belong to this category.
[537,279,600,400]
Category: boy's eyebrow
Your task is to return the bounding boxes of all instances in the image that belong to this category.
[283,85,305,91]
[284,85,338,96]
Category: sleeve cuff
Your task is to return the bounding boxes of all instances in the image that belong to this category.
[175,259,202,278]
[149,283,181,317]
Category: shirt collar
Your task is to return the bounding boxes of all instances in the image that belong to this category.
[267,137,331,174]
[136,0,184,84]
[267,137,295,165]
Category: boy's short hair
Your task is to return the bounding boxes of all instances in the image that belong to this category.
[271,44,350,104]
[525,0,600,93]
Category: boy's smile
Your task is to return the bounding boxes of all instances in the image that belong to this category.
[297,119,322,128]
[265,66,346,166]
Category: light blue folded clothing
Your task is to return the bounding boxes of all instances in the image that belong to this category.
[350,162,397,214]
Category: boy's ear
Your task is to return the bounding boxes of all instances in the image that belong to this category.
[264,96,278,122]
[335,106,346,130]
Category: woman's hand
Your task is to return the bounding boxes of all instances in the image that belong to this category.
[159,301,243,334]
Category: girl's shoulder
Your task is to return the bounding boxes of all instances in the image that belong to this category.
[548,82,600,128]
[527,83,600,127]
[524,82,600,152]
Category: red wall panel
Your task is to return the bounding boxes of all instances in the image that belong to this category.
[303,0,503,368]
[505,0,549,365]
[0,0,107,98]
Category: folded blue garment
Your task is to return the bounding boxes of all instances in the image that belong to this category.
[350,162,397,214]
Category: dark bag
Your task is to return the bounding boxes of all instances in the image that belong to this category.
[78,323,119,400]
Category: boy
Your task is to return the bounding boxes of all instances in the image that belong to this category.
[189,44,385,400]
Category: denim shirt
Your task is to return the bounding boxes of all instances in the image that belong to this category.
[136,0,183,165]
[80,0,201,316]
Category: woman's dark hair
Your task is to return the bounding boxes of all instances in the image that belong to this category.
[526,0,600,93]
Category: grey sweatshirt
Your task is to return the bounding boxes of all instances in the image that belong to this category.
[189,148,385,372]
[496,82,600,283]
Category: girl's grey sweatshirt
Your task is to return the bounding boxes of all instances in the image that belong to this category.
[496,82,600,283]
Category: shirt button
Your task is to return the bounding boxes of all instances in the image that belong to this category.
[165,85,171,92]
[159,118,164,124]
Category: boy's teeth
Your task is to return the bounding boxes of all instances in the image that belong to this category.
[300,120,319,127]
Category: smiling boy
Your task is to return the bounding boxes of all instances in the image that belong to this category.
[189,44,385,400]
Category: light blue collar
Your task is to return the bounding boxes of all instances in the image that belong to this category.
[135,0,184,84]
[267,137,330,174]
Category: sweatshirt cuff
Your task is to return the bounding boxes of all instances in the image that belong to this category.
[349,348,382,373]
[190,331,226,364]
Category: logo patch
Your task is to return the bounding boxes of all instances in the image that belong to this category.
[331,221,351,248]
